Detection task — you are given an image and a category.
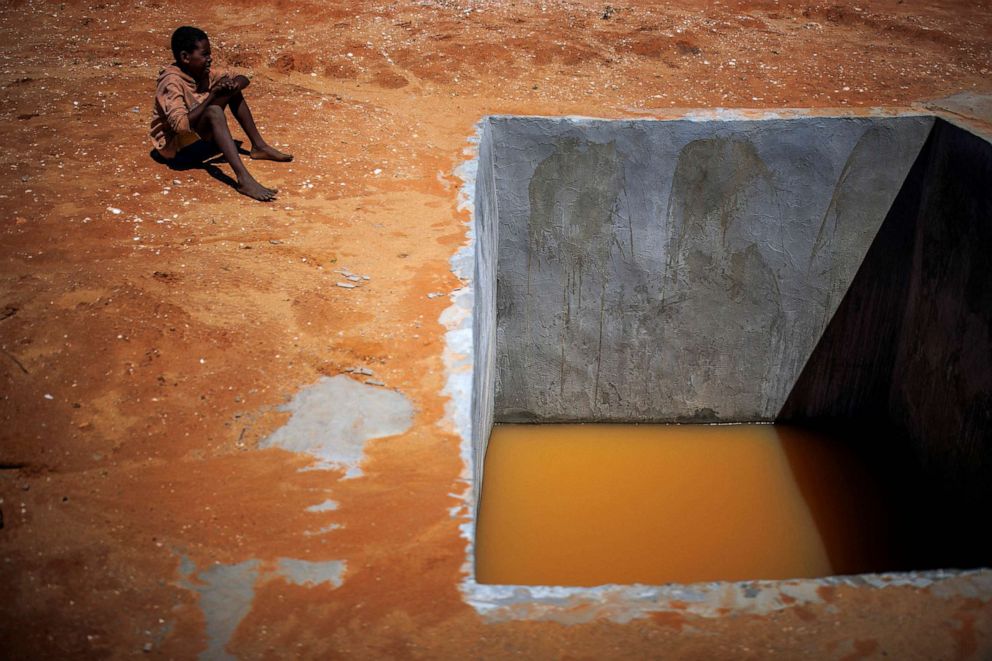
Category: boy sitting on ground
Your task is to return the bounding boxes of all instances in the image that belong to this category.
[150,26,292,201]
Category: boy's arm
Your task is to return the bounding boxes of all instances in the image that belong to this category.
[159,80,195,134]
[186,74,237,129]
[186,75,251,130]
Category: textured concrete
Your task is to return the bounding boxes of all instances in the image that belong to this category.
[781,118,992,566]
[260,375,414,477]
[469,119,499,497]
[179,556,346,659]
[890,120,992,507]
[481,115,933,423]
[462,569,992,624]
[456,113,992,618]
[927,92,992,129]
[179,558,261,661]
[274,559,346,588]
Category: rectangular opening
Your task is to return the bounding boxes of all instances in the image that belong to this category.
[476,422,900,586]
[469,114,992,589]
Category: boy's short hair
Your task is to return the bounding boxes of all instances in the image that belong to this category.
[171,26,208,62]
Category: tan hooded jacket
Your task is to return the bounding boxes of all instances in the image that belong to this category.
[149,64,230,158]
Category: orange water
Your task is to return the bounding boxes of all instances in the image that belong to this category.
[475,423,892,586]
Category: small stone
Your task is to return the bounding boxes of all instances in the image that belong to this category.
[361,275,370,281]
[345,274,361,282]
[364,379,385,387]
[426,292,443,299]
[268,239,283,245]
[107,207,122,215]
[142,642,153,653]
[336,282,357,289]
[43,394,54,400]
[355,367,373,376]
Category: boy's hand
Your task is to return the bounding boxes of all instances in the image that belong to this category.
[210,74,238,94]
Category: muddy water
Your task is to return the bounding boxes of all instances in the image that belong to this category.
[475,423,894,587]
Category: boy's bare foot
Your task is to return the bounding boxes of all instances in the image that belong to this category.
[250,144,293,162]
[237,175,277,201]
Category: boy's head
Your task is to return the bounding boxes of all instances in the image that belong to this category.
[171,26,210,79]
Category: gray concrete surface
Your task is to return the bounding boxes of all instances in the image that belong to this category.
[274,559,346,588]
[470,119,498,497]
[926,92,992,127]
[179,557,260,661]
[457,110,992,610]
[179,555,347,659]
[261,375,414,477]
[780,118,992,565]
[478,115,933,423]
[890,120,992,507]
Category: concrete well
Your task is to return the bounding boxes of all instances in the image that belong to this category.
[458,112,992,618]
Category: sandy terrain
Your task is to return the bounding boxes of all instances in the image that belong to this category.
[1,0,991,657]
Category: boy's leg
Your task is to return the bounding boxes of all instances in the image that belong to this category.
[195,104,276,201]
[227,91,293,162]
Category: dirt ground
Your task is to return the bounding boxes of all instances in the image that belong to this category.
[1,0,991,658]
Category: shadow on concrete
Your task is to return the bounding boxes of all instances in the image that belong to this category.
[778,119,992,572]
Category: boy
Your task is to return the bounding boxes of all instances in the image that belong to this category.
[150,26,292,201]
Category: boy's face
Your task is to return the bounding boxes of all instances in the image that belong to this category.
[180,38,212,80]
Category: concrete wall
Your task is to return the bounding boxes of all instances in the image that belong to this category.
[890,120,992,504]
[779,120,992,563]
[483,115,934,422]
[470,113,992,566]
[471,119,498,497]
